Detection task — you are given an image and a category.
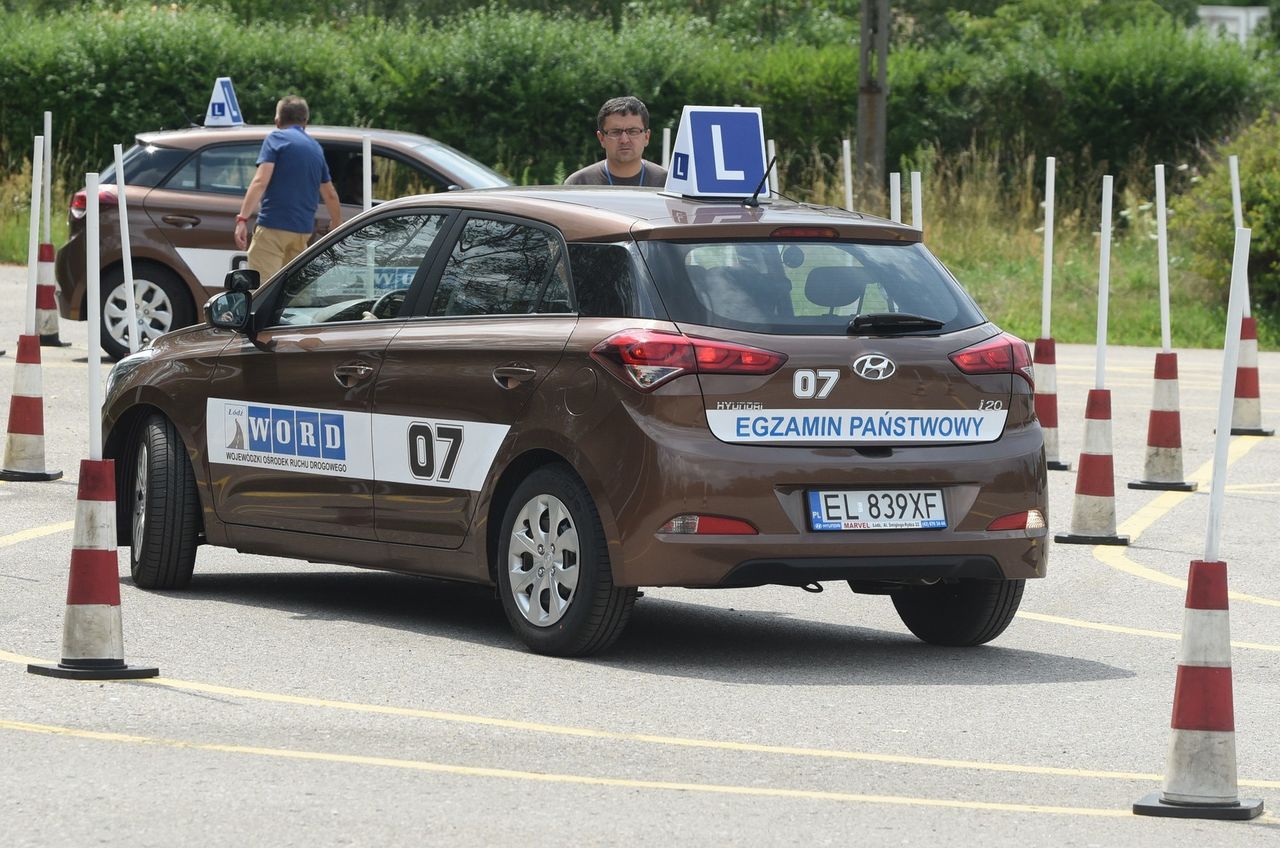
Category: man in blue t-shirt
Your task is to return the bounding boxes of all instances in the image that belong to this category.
[234,95,342,281]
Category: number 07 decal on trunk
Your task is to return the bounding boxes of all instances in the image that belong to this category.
[206,399,508,491]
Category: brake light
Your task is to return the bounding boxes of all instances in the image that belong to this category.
[591,329,787,392]
[949,333,1034,388]
[987,509,1046,531]
[659,514,758,535]
[771,226,838,239]
[70,187,118,220]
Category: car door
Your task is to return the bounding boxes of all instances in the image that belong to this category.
[205,210,454,540]
[372,213,577,549]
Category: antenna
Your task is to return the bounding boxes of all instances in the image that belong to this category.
[742,156,777,208]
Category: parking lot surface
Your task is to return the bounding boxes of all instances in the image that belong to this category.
[2,263,1278,846]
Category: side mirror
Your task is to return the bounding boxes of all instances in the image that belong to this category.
[205,290,251,332]
[224,268,260,293]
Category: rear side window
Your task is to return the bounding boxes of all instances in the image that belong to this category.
[100,144,188,188]
[428,217,571,316]
[163,143,260,195]
[637,240,983,335]
[567,243,647,318]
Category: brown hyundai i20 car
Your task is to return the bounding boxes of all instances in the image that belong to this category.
[102,187,1048,656]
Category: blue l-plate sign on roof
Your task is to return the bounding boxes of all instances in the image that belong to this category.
[664,106,768,200]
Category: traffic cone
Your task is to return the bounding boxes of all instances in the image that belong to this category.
[1054,388,1128,545]
[1134,560,1263,819]
[36,243,70,347]
[1130,351,1196,491]
[1229,317,1273,436]
[1034,338,1070,470]
[0,335,62,482]
[28,459,158,680]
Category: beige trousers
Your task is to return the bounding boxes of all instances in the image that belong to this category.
[246,226,311,282]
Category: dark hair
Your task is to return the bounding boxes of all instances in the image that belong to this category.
[276,95,309,126]
[597,96,649,131]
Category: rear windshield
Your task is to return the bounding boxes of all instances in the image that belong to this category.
[637,240,984,335]
[100,144,188,188]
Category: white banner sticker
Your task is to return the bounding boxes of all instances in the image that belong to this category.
[706,408,1008,444]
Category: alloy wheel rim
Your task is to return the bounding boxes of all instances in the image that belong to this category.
[105,279,174,349]
[132,442,148,554]
[508,493,580,627]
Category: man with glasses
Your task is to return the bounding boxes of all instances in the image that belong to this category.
[565,96,668,187]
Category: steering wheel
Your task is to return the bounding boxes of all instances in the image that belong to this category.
[368,288,409,320]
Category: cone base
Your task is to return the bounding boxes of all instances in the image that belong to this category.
[1047,461,1072,471]
[1229,427,1273,436]
[1133,792,1263,820]
[1128,480,1197,492]
[0,468,63,482]
[27,662,159,680]
[38,336,71,348]
[1054,533,1129,546]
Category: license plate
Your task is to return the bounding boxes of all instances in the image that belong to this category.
[807,489,946,531]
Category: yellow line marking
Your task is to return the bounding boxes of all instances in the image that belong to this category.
[1016,611,1280,653]
[3,649,1277,791]
[0,717,1136,817]
[0,521,74,549]
[1090,437,1280,608]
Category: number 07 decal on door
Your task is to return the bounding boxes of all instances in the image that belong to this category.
[372,413,509,492]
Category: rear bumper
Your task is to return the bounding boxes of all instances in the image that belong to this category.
[54,230,86,321]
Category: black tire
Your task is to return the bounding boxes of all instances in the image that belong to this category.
[129,414,201,589]
[496,464,636,657]
[890,579,1025,647]
[100,264,194,361]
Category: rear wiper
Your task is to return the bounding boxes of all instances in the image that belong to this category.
[848,312,946,334]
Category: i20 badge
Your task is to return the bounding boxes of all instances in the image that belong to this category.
[852,354,895,381]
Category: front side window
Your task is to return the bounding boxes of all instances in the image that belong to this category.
[164,143,261,195]
[270,213,449,326]
[428,217,570,317]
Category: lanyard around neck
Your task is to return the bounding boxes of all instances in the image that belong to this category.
[604,161,645,186]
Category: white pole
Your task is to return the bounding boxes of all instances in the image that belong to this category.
[42,112,52,243]
[910,171,922,230]
[113,144,139,354]
[889,172,901,223]
[1041,156,1056,339]
[1095,175,1114,390]
[767,138,777,194]
[87,173,103,460]
[26,136,44,337]
[1228,154,1250,319]
[361,133,373,213]
[662,127,671,170]
[841,139,853,212]
[1205,226,1252,562]
[1155,164,1172,353]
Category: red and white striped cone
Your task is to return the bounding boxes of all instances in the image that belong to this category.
[1,335,62,482]
[1034,338,1070,470]
[28,459,158,680]
[1230,317,1273,436]
[1134,560,1263,819]
[1054,388,1128,545]
[1130,352,1196,491]
[36,243,70,347]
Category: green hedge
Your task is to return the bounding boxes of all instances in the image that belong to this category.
[0,5,1271,194]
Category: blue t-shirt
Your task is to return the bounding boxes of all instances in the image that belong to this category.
[256,125,331,234]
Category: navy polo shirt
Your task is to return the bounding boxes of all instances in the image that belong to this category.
[256,125,331,234]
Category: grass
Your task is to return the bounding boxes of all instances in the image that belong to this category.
[0,148,1265,351]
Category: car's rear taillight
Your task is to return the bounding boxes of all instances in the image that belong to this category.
[986,509,1046,531]
[70,187,118,220]
[591,329,787,392]
[659,514,758,535]
[949,333,1034,388]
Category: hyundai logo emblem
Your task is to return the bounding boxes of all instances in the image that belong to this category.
[852,354,895,381]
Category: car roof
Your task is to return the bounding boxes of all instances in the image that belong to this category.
[134,124,451,155]
[372,186,922,244]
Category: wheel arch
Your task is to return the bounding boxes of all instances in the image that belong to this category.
[79,254,195,318]
[105,403,207,547]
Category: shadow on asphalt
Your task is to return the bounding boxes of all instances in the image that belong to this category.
[128,569,1135,687]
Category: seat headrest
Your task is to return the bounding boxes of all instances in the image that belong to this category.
[805,266,865,310]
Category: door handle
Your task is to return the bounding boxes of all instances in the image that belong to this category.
[493,365,537,389]
[333,363,375,388]
[162,214,201,228]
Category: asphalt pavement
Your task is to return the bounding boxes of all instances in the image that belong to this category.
[1,263,1278,846]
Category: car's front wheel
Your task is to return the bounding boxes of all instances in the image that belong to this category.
[496,465,636,656]
[890,579,1024,647]
[101,264,193,360]
[129,414,201,589]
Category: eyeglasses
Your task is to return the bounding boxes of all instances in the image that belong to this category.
[600,127,647,139]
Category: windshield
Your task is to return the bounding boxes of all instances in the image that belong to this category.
[413,142,509,189]
[637,240,984,336]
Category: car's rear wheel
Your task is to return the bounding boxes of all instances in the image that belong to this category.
[890,579,1024,647]
[130,414,200,589]
[496,464,636,656]
[101,264,194,360]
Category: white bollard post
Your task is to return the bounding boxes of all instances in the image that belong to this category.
[362,133,373,214]
[662,127,671,170]
[42,112,52,243]
[889,172,901,223]
[113,145,139,354]
[766,138,777,194]
[1156,164,1171,353]
[87,173,102,459]
[26,137,43,337]
[841,139,853,211]
[910,171,922,231]
[1208,228,1252,561]
[1041,157,1055,340]
[1228,155,1250,319]
[1096,175,1113,389]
